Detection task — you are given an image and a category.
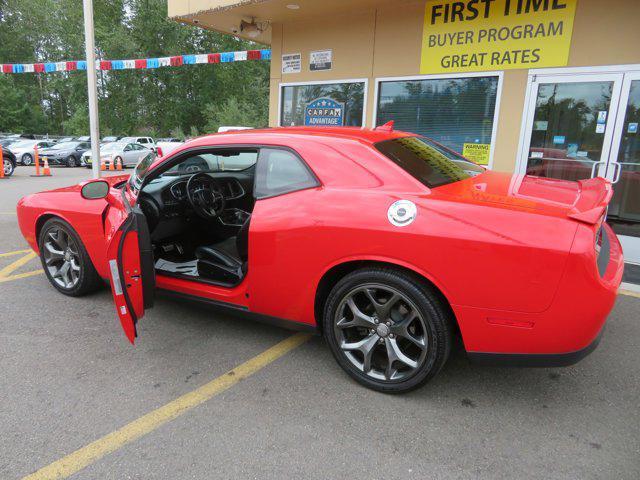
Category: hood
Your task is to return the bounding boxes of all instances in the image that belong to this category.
[434,170,612,224]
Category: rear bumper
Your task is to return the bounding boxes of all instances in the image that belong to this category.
[454,223,624,359]
[467,328,604,367]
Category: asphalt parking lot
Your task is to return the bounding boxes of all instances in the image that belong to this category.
[1,165,639,479]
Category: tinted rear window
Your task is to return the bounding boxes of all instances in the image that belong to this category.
[375,136,484,188]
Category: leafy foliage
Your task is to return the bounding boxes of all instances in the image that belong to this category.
[0,0,270,136]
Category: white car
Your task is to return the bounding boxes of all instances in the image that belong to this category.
[8,139,56,166]
[120,136,155,150]
[155,141,183,156]
[82,141,153,168]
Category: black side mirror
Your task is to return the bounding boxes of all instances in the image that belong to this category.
[81,180,110,200]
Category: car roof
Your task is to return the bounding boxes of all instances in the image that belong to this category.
[187,126,414,148]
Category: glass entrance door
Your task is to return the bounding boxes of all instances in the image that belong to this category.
[520,70,640,264]
[608,73,640,263]
[521,73,624,182]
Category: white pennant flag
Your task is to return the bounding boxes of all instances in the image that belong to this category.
[24,64,35,73]
[195,54,208,64]
[55,61,67,71]
[158,57,171,67]
[234,51,248,62]
[123,59,135,69]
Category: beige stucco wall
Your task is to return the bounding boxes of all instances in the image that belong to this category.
[267,0,640,173]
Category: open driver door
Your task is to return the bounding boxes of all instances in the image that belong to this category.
[105,187,155,344]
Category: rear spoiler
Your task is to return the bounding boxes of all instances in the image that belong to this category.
[567,177,613,225]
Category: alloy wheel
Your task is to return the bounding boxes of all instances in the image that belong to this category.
[67,156,77,167]
[22,154,33,166]
[42,226,82,289]
[333,284,429,382]
[3,160,13,176]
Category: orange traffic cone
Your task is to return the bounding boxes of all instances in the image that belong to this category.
[100,157,106,171]
[0,145,5,180]
[42,157,51,176]
[109,157,115,171]
[115,156,123,171]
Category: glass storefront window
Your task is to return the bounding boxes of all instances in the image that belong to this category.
[280,81,366,127]
[375,76,499,164]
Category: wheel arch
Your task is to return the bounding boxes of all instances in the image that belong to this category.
[313,259,460,337]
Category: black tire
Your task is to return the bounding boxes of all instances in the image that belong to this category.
[3,158,14,176]
[323,267,453,393]
[22,153,33,166]
[38,218,103,296]
[66,155,77,167]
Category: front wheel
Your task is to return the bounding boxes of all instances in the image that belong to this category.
[38,218,102,296]
[66,155,77,167]
[22,153,33,166]
[3,158,14,176]
[323,267,453,393]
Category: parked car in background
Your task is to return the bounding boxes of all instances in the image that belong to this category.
[76,136,91,142]
[0,137,21,148]
[82,141,152,168]
[39,141,91,167]
[56,137,76,143]
[1,147,16,176]
[217,126,252,133]
[8,139,56,166]
[102,136,123,143]
[121,136,155,150]
[156,137,182,143]
[155,140,183,156]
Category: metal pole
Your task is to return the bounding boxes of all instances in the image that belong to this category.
[82,0,101,179]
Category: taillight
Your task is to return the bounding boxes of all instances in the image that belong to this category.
[594,216,604,254]
[156,146,163,157]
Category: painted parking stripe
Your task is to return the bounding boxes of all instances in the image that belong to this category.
[0,250,37,277]
[0,248,32,258]
[21,332,311,480]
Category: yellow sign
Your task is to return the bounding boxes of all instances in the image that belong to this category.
[421,0,577,73]
[463,143,491,165]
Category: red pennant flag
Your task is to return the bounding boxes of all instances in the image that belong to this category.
[34,63,45,73]
[134,59,146,69]
[100,60,112,70]
[170,56,183,67]
[66,61,77,71]
[207,53,220,64]
[2,64,13,73]
[247,50,261,60]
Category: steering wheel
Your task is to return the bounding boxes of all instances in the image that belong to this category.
[186,172,226,219]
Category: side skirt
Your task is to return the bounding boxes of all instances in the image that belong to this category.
[157,288,319,335]
[466,330,604,368]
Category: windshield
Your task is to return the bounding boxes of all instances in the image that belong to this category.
[10,140,35,148]
[130,152,156,193]
[50,142,79,150]
[374,136,485,188]
[102,142,125,152]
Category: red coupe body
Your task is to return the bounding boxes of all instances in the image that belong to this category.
[17,127,623,367]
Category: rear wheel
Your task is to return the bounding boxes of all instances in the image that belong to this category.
[38,218,102,296]
[323,267,453,393]
[3,158,14,176]
[22,153,33,166]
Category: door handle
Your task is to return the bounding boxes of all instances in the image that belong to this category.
[611,162,622,184]
[591,161,605,178]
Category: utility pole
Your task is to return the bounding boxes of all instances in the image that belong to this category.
[82,0,101,179]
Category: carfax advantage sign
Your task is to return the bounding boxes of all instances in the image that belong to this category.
[420,0,577,73]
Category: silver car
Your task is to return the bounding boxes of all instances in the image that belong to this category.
[82,141,153,168]
[8,139,56,166]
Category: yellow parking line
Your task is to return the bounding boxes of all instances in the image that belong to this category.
[0,248,32,258]
[619,289,640,299]
[0,269,43,283]
[0,251,37,278]
[22,332,311,480]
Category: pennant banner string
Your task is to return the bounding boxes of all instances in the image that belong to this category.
[0,49,271,74]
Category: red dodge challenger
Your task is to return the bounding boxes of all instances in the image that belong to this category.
[16,126,624,392]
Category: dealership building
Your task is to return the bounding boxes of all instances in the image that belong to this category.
[169,0,640,268]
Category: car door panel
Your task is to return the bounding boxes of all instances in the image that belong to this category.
[106,188,155,343]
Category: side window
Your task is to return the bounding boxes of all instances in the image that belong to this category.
[140,138,148,144]
[254,148,319,199]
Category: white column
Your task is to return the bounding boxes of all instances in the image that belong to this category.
[83,0,101,179]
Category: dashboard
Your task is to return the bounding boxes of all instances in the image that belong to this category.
[137,171,254,235]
